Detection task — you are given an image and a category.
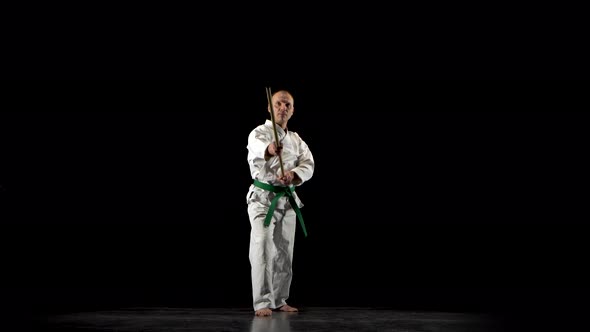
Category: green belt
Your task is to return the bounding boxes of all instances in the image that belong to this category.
[253,179,308,237]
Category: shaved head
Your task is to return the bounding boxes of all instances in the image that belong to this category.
[268,90,295,129]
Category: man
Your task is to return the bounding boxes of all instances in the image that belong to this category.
[246,90,315,316]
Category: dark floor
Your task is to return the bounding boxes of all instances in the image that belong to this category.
[32,307,503,332]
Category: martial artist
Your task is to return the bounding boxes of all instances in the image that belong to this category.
[246,89,315,316]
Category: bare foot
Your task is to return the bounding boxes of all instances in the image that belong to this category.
[255,308,272,316]
[278,304,298,312]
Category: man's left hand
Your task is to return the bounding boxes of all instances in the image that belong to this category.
[278,171,300,186]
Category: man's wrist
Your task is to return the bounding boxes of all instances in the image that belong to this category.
[264,146,271,161]
[292,172,302,185]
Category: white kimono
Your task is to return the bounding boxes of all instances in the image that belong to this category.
[246,120,314,311]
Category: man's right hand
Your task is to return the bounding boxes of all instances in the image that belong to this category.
[267,143,282,157]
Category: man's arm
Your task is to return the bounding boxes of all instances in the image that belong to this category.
[265,142,283,161]
[289,135,314,185]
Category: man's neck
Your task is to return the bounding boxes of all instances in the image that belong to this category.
[273,120,287,130]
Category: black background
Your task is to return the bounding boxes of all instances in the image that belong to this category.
[1,80,589,331]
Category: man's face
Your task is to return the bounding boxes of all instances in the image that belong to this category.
[269,93,294,126]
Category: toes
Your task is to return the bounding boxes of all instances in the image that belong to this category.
[255,309,272,316]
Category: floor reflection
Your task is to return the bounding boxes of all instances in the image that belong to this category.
[41,307,499,332]
[250,312,296,332]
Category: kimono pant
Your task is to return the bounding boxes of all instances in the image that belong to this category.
[248,201,297,311]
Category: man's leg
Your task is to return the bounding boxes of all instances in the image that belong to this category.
[248,202,277,314]
[272,209,298,311]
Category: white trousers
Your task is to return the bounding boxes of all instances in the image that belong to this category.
[248,201,297,311]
